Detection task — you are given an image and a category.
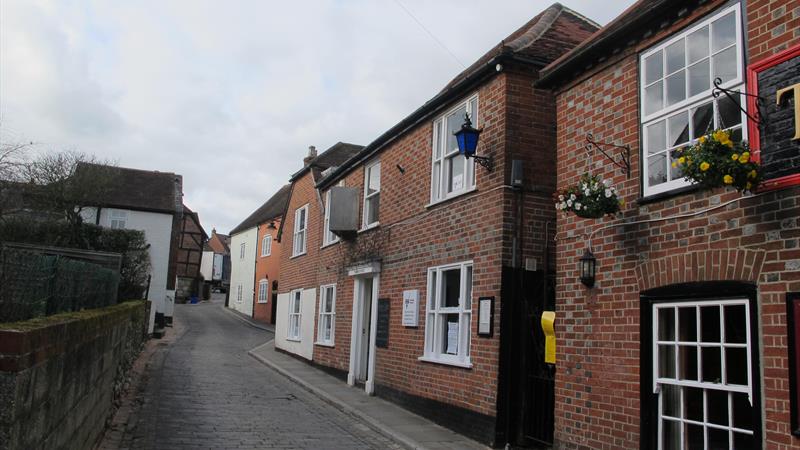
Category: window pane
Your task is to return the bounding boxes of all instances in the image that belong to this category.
[701,346,721,383]
[659,308,676,341]
[645,51,663,84]
[299,208,306,229]
[464,266,473,310]
[670,153,684,182]
[724,304,747,343]
[665,70,686,106]
[712,46,737,84]
[718,93,743,129]
[725,347,748,385]
[441,313,460,355]
[366,195,379,224]
[648,154,667,187]
[367,164,380,195]
[707,427,729,449]
[712,12,736,52]
[659,344,676,378]
[732,392,753,430]
[662,384,681,417]
[668,111,690,147]
[446,106,467,153]
[707,389,729,425]
[434,120,442,159]
[701,305,721,342]
[469,98,478,121]
[661,419,679,449]
[646,121,666,154]
[692,102,713,138]
[447,155,465,193]
[685,387,703,422]
[687,26,709,64]
[442,269,461,308]
[685,423,704,449]
[665,41,685,74]
[734,433,754,449]
[679,345,698,381]
[645,81,664,115]
[679,307,697,342]
[432,161,441,199]
[688,58,710,97]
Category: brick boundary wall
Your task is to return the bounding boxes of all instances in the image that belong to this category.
[0,301,148,450]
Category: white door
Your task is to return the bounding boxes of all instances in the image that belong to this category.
[348,274,379,394]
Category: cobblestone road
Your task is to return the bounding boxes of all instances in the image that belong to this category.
[118,299,400,450]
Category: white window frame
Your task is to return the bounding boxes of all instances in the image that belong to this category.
[261,234,272,257]
[323,182,344,246]
[362,160,380,229]
[287,289,302,341]
[239,242,245,260]
[652,298,754,449]
[292,204,308,257]
[236,285,242,303]
[109,209,127,229]
[430,95,478,204]
[316,284,336,346]
[640,4,745,196]
[257,279,268,303]
[419,261,473,368]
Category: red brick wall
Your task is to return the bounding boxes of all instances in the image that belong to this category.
[253,217,281,323]
[552,1,800,448]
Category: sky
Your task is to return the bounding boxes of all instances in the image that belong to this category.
[0,0,636,234]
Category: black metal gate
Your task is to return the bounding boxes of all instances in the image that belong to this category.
[498,267,556,448]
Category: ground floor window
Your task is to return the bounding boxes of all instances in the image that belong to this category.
[422,261,472,366]
[652,298,755,449]
[258,280,268,303]
[317,284,335,345]
[288,289,302,340]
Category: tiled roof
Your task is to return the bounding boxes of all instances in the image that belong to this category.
[229,184,292,236]
[75,162,181,214]
[289,142,364,182]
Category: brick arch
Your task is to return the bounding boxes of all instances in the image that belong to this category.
[635,249,767,292]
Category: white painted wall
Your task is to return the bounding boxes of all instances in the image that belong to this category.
[274,288,316,360]
[82,207,174,333]
[228,227,257,316]
[200,250,214,280]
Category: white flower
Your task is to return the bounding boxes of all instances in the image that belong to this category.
[584,188,591,196]
[603,179,612,187]
[582,183,587,190]
[558,195,564,201]
[605,189,612,198]
[567,200,573,207]
[570,194,576,201]
[575,203,582,211]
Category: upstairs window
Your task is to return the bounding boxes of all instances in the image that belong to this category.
[109,210,127,229]
[261,234,272,257]
[239,242,246,260]
[640,4,744,196]
[323,181,344,246]
[363,161,380,228]
[431,95,478,203]
[293,204,308,256]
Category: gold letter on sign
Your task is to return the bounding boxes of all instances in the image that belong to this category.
[777,82,800,140]
[541,311,556,364]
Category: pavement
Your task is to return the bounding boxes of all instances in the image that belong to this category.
[102,297,402,450]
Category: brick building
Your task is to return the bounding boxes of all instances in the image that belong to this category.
[538,0,800,448]
[274,4,598,446]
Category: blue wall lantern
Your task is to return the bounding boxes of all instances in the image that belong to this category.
[453,113,493,171]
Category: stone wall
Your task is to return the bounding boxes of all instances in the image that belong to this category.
[0,301,148,450]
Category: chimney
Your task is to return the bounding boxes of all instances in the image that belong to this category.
[304,145,317,166]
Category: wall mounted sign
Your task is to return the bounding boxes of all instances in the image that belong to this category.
[375,298,390,348]
[401,290,419,327]
[478,297,494,337]
[747,44,800,190]
[786,293,800,436]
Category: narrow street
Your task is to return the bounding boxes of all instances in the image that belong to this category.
[114,296,400,450]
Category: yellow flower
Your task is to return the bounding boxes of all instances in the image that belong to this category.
[678,156,686,164]
[723,174,734,184]
[713,129,730,143]
[700,162,710,171]
[698,136,707,144]
[672,161,678,168]
[746,182,753,190]
[723,138,734,148]
[748,169,758,179]
[738,152,750,163]
[731,153,739,161]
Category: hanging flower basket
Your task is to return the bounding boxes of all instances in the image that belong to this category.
[671,129,761,192]
[554,173,623,219]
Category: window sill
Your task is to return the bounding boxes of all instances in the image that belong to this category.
[321,240,340,249]
[256,300,268,304]
[286,337,301,342]
[358,223,380,233]
[426,187,477,209]
[417,355,472,369]
[315,341,335,348]
[637,183,702,205]
[290,252,307,259]
[260,254,271,258]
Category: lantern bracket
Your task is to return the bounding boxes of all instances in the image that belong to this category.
[585,133,631,178]
[711,77,765,128]
[468,154,494,172]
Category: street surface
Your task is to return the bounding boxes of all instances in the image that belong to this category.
[114,296,400,450]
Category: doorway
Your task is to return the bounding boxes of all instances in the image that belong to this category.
[348,273,379,394]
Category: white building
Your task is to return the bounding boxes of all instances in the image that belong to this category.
[227,226,257,316]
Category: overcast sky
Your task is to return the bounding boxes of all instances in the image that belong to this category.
[1,0,635,233]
